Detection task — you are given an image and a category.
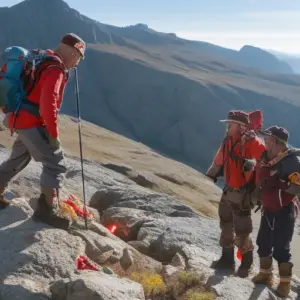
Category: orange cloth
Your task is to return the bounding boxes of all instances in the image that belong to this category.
[76,256,98,271]
[213,134,266,188]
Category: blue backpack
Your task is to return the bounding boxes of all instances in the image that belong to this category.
[0,46,65,124]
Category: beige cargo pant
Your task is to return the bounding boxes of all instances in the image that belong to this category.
[0,127,67,190]
[219,188,254,254]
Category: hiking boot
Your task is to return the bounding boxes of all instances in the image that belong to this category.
[32,188,71,230]
[276,262,293,298]
[211,247,235,270]
[236,250,253,278]
[40,187,56,207]
[252,257,273,285]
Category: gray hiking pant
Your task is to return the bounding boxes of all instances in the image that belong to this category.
[0,127,67,190]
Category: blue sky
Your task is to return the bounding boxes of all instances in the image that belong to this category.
[2,0,300,54]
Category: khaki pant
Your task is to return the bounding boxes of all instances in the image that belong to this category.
[219,189,254,254]
[0,127,66,190]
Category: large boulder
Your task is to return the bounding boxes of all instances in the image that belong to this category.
[89,184,218,264]
[0,197,157,300]
[0,198,85,299]
[89,183,300,300]
[71,226,162,275]
[50,271,145,300]
[89,184,197,217]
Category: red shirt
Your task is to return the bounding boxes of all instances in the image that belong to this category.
[213,133,266,188]
[256,163,295,211]
[7,50,68,139]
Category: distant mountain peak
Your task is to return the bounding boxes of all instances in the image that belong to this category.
[240,45,267,53]
[126,23,149,30]
[15,0,70,10]
[239,45,280,60]
[0,0,294,74]
[238,45,293,73]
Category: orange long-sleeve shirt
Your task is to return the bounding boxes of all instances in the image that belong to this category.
[8,51,68,139]
[213,134,266,188]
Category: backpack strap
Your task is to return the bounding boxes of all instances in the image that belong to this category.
[223,131,258,187]
[23,55,67,96]
[262,148,300,168]
[20,54,68,117]
[227,130,256,161]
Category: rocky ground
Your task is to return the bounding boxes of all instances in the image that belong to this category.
[0,143,299,300]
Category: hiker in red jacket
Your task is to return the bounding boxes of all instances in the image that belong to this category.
[0,33,86,229]
[206,110,266,278]
[252,126,300,298]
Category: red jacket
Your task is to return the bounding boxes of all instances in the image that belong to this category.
[257,165,295,211]
[256,151,300,212]
[7,50,68,139]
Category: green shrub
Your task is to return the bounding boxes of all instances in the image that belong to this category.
[129,271,167,297]
[185,289,216,300]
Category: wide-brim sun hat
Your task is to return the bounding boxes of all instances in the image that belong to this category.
[220,110,250,127]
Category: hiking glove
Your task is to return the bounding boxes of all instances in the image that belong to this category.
[243,158,256,172]
[48,136,61,149]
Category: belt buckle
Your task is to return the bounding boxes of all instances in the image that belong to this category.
[225,186,241,193]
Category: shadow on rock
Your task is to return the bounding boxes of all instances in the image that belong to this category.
[206,269,233,287]
[101,207,152,242]
[50,271,145,300]
[0,199,84,284]
[208,272,283,300]
[247,285,277,300]
[0,284,50,300]
[0,199,33,229]
[0,202,45,281]
[89,190,124,214]
[0,217,45,281]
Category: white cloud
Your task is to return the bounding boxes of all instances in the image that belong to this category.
[242,10,300,20]
[177,31,300,39]
[172,9,300,54]
[76,5,300,55]
[176,31,300,54]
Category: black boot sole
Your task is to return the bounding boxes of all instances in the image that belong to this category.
[211,260,235,270]
[0,202,9,210]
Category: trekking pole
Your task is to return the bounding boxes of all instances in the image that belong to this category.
[74,67,88,229]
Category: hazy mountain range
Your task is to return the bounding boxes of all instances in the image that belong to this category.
[1,0,300,173]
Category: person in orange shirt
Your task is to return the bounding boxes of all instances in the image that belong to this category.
[206,110,266,277]
[0,33,86,229]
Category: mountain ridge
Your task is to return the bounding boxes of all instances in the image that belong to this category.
[1,0,300,172]
[0,0,293,74]
[268,49,300,74]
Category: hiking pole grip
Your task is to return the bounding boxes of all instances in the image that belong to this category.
[74,67,88,229]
